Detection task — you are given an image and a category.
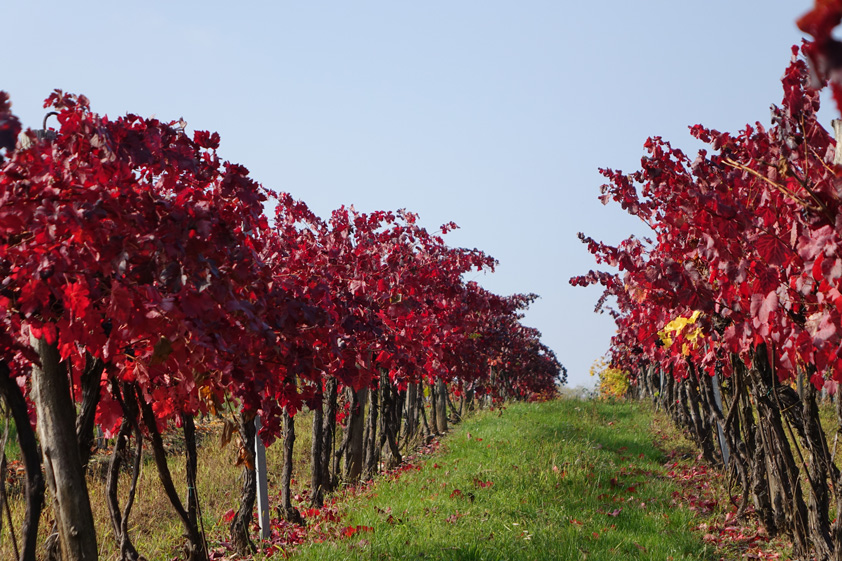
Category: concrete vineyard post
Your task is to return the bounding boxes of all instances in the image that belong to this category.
[254,417,270,539]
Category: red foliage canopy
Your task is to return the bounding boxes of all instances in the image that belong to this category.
[573,46,842,388]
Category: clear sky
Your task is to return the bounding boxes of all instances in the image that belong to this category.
[4,1,822,389]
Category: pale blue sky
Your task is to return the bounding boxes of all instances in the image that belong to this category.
[5,1,820,388]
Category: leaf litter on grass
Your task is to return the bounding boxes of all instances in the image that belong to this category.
[214,400,792,560]
[651,415,790,560]
[208,434,441,560]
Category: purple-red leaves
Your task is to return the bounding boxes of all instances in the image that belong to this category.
[798,2,842,112]
[340,525,373,538]
[193,130,220,149]
[750,291,778,338]
[798,0,842,41]
[753,234,791,268]
[574,45,842,387]
[0,91,292,433]
[0,88,561,453]
[62,281,92,319]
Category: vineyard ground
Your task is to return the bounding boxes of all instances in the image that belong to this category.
[0,398,792,560]
[288,399,719,561]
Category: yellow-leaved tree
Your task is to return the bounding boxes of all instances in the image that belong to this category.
[590,356,629,400]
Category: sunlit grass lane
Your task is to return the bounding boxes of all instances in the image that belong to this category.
[288,399,711,561]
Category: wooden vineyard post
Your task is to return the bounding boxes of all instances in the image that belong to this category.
[659,368,665,411]
[254,417,270,539]
[711,371,730,466]
[797,371,804,400]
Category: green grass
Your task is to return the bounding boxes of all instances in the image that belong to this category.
[287,399,713,561]
[0,416,20,461]
[0,399,719,560]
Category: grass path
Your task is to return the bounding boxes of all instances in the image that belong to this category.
[287,399,712,561]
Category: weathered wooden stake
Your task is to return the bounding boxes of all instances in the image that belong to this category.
[797,371,804,401]
[711,372,730,466]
